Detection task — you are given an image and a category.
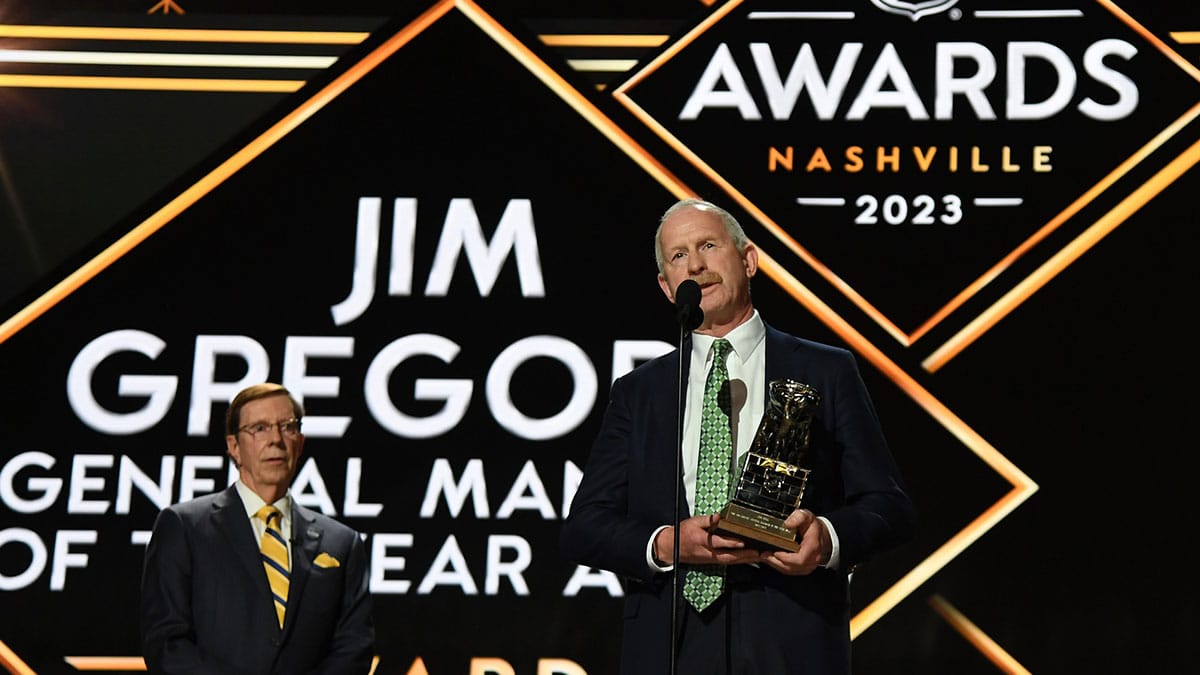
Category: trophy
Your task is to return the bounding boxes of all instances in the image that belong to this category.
[715,379,820,552]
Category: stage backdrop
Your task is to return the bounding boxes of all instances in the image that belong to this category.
[3,1,1200,673]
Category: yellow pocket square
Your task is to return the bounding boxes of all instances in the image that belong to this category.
[314,552,341,568]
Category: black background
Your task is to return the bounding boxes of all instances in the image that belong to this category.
[2,1,1199,673]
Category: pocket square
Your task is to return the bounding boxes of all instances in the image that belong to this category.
[314,552,341,568]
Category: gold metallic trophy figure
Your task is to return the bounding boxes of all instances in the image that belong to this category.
[716,379,820,551]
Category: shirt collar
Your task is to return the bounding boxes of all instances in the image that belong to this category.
[691,309,765,366]
[235,480,291,521]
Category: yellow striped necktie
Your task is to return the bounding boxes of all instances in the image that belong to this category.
[256,505,289,628]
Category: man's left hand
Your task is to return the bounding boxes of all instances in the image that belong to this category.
[759,509,831,576]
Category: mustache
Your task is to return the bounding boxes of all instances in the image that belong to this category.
[691,272,723,286]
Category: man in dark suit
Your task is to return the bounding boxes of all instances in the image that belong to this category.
[141,383,375,674]
[560,199,915,674]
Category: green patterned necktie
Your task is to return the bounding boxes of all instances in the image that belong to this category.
[683,338,733,612]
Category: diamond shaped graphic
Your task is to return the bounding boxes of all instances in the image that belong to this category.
[0,0,1118,666]
[612,0,1200,365]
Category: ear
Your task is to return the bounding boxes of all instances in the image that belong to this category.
[743,243,758,279]
[225,435,241,468]
[657,273,673,302]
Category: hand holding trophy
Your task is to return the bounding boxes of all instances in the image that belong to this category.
[715,379,820,552]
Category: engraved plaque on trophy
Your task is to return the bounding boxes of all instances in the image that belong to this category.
[715,379,820,552]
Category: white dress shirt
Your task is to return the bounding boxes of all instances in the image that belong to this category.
[236,480,293,568]
[682,312,766,514]
[647,310,841,570]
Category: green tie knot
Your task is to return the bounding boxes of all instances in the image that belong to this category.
[711,338,732,362]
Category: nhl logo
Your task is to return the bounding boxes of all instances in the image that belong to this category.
[869,0,960,21]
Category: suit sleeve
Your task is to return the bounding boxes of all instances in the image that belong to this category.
[822,350,916,569]
[560,374,664,583]
[308,529,375,675]
[140,508,236,675]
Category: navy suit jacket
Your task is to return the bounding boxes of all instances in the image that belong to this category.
[560,323,915,674]
[141,485,375,674]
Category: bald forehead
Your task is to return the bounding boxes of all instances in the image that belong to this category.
[665,203,718,224]
[662,205,727,238]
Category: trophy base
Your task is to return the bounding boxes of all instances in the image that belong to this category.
[715,503,801,552]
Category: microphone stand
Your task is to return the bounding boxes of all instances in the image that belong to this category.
[668,280,701,675]
[670,318,686,675]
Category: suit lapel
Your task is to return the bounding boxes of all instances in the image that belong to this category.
[763,323,780,387]
[659,335,691,519]
[762,323,797,393]
[211,486,276,618]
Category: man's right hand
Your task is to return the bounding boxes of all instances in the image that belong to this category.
[654,514,766,566]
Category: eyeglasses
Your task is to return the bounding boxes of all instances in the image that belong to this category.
[238,418,302,439]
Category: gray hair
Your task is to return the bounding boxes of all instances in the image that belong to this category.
[653,198,750,274]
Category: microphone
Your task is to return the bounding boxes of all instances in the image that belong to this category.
[674,279,703,331]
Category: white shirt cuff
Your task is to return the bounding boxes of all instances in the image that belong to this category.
[646,525,674,572]
[818,516,841,569]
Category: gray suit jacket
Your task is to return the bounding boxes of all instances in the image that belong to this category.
[141,485,374,674]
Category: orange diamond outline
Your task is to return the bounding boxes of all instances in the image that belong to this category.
[0,0,1032,665]
[610,0,1200,372]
